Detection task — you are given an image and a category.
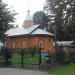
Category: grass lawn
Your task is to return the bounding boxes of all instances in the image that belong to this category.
[10,53,40,68]
[48,64,75,75]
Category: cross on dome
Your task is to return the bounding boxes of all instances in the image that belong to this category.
[22,10,33,28]
[22,0,33,28]
[25,10,33,21]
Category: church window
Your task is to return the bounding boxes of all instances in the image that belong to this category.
[12,42,15,49]
[39,40,44,48]
[22,41,26,48]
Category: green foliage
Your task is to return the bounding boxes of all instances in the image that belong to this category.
[0,1,17,42]
[69,50,75,63]
[44,0,75,41]
[55,46,65,64]
[0,47,12,59]
[33,11,49,30]
[48,64,75,75]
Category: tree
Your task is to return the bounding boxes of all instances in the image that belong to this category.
[1,47,12,66]
[33,11,49,30]
[44,0,66,41]
[55,45,65,64]
[44,0,63,40]
[44,0,75,41]
[65,0,75,41]
[0,1,17,42]
[0,0,2,2]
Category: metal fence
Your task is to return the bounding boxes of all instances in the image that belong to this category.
[0,46,75,69]
[0,48,42,68]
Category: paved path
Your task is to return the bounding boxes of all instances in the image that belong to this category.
[0,68,52,75]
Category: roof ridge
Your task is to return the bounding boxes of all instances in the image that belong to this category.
[29,25,39,34]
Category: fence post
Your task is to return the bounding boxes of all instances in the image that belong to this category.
[21,49,24,68]
[39,48,41,68]
[5,48,8,67]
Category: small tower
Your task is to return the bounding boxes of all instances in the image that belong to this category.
[22,10,33,28]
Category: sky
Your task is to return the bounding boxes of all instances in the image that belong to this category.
[3,0,45,27]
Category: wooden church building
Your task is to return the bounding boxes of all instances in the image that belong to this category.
[5,10,54,53]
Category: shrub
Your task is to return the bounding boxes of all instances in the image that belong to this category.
[0,47,12,66]
[55,45,65,64]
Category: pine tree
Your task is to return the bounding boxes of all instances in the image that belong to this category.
[65,0,75,41]
[44,0,65,40]
[44,0,75,41]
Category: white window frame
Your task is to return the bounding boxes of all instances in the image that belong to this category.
[39,40,44,48]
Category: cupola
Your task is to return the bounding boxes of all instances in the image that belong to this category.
[22,10,33,28]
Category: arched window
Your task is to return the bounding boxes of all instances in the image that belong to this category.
[12,42,15,49]
[22,41,26,48]
[39,40,44,48]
